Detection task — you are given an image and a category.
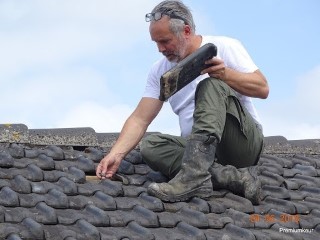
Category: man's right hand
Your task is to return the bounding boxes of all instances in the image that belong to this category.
[96,153,123,179]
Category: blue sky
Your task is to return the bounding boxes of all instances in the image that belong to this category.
[0,0,319,140]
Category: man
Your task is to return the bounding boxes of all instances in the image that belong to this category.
[96,0,269,204]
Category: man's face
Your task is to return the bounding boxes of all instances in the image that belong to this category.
[149,16,188,63]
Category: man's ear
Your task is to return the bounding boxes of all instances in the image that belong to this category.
[183,24,192,36]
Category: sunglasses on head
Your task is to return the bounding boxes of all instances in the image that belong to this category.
[145,11,186,24]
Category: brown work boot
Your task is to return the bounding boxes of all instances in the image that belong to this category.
[147,134,217,202]
[209,163,262,205]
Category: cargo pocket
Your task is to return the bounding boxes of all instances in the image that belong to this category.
[226,96,248,140]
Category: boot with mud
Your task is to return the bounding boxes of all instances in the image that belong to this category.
[147,134,217,202]
[209,163,262,205]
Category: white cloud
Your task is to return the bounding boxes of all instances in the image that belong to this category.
[56,100,180,135]
[0,0,159,129]
[0,0,157,77]
[0,66,119,128]
[295,65,320,114]
[147,103,180,135]
[1,0,319,142]
[56,101,133,132]
[261,65,320,140]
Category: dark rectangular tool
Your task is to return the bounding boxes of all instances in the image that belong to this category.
[159,43,217,101]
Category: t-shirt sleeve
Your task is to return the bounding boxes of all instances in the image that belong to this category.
[142,67,161,99]
[222,38,258,73]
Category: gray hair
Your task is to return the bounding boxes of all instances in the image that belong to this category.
[151,0,196,35]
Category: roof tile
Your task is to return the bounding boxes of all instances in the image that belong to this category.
[0,151,14,167]
[0,186,19,207]
[262,196,297,214]
[205,223,256,240]
[1,127,320,239]
[11,175,32,194]
[78,179,123,196]
[261,185,291,200]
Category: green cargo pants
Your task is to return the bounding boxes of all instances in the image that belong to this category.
[141,78,264,179]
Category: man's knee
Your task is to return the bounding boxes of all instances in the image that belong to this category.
[141,134,159,163]
[196,77,231,95]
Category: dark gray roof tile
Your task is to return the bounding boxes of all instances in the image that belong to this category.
[163,201,191,212]
[83,147,105,163]
[127,174,148,186]
[54,156,95,173]
[0,186,19,207]
[251,228,298,240]
[291,164,318,176]
[11,175,32,194]
[132,205,160,227]
[0,151,14,167]
[299,213,320,229]
[77,179,123,197]
[124,150,144,164]
[299,185,320,198]
[100,221,154,240]
[139,193,164,212]
[153,224,206,240]
[0,179,10,189]
[134,163,151,175]
[5,233,23,240]
[24,145,64,160]
[14,154,55,170]
[175,206,209,228]
[205,223,256,240]
[157,211,180,227]
[260,170,286,187]
[211,192,255,213]
[207,213,232,229]
[115,197,144,210]
[293,155,319,168]
[283,179,300,190]
[24,148,42,158]
[251,213,274,229]
[117,159,135,175]
[146,170,168,183]
[259,155,286,168]
[19,189,69,208]
[56,204,109,227]
[291,174,320,187]
[107,206,159,228]
[207,198,228,214]
[1,127,319,239]
[302,197,320,211]
[262,196,297,214]
[261,185,291,200]
[175,221,206,240]
[287,189,308,200]
[122,185,146,197]
[222,208,254,228]
[68,191,116,210]
[188,197,210,213]
[7,143,25,158]
[66,219,101,240]
[3,202,57,224]
[2,164,43,182]
[259,162,285,176]
[267,209,300,229]
[43,166,86,183]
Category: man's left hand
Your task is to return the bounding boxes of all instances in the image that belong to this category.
[201,58,226,80]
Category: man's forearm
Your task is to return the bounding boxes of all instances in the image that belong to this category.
[108,114,148,161]
[224,69,269,99]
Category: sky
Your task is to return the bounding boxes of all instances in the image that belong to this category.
[0,0,319,140]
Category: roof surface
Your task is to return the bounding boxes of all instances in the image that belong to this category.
[0,124,319,240]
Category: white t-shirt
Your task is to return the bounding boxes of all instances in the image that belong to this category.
[143,36,262,137]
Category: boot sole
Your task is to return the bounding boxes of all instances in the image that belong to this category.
[148,186,213,202]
